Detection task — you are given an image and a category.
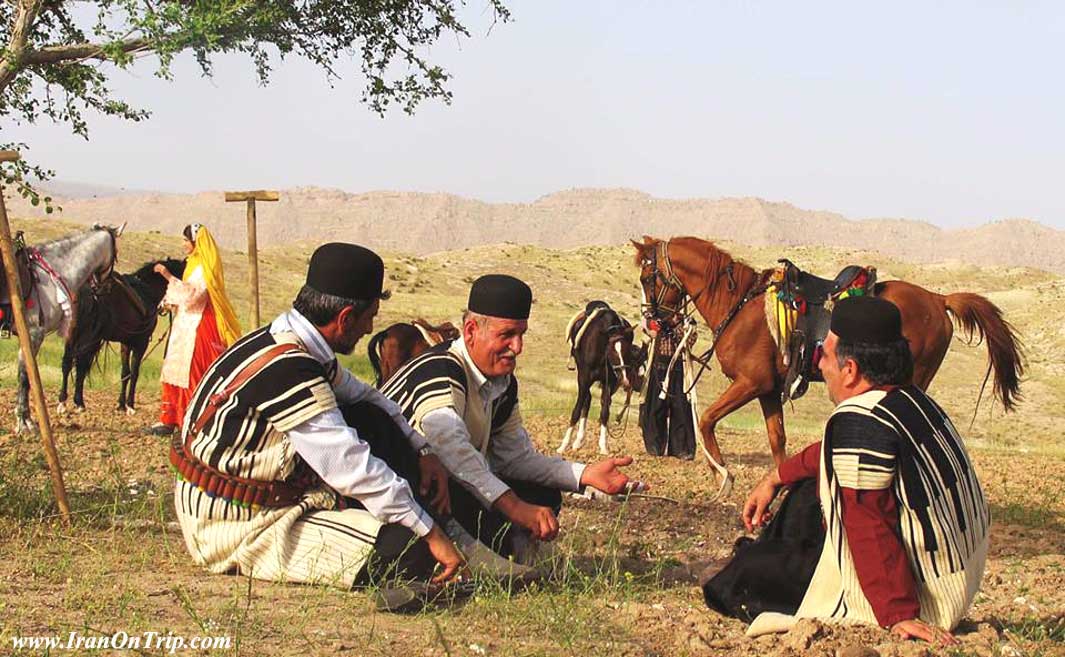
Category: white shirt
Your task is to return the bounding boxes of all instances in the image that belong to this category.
[421,337,585,507]
[271,309,432,537]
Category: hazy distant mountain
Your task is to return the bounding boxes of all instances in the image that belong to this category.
[29,179,162,200]
[7,184,1064,272]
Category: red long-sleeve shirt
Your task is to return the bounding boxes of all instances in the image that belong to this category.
[777,441,920,627]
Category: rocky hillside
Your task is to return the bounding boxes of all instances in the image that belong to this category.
[7,185,1063,271]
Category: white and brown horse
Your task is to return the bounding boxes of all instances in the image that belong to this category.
[557,301,648,455]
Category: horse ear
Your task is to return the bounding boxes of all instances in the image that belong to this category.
[629,239,646,253]
[115,222,127,237]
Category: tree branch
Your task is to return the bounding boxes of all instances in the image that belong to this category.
[22,37,151,65]
[0,0,44,89]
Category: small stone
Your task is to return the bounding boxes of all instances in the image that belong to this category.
[784,618,823,652]
[687,633,711,651]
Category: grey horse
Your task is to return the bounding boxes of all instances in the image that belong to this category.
[11,223,125,434]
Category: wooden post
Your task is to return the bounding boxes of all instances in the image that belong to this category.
[224,190,279,328]
[0,150,71,522]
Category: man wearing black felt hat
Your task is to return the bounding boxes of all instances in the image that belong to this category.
[382,274,640,566]
[173,242,468,612]
[704,297,988,645]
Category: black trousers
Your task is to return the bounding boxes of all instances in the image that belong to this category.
[339,402,437,586]
[448,477,563,558]
[702,478,825,621]
[639,356,696,459]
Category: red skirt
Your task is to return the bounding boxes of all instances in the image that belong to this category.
[160,301,226,427]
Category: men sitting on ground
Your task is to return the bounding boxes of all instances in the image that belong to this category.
[172,243,466,611]
[706,296,989,645]
[382,274,639,565]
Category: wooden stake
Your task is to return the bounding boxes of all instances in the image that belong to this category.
[224,190,279,328]
[0,151,71,522]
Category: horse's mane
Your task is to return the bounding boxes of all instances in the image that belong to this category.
[36,227,100,251]
[636,236,760,277]
[126,258,185,303]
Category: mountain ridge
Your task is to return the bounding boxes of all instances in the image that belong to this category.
[7,184,1062,272]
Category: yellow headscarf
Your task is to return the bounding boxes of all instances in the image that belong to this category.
[184,225,242,346]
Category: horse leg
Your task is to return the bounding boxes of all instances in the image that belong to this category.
[73,350,92,413]
[597,381,613,455]
[126,344,145,415]
[560,379,591,453]
[697,378,761,499]
[757,393,788,467]
[571,383,593,451]
[57,342,74,415]
[118,344,131,411]
[15,328,46,434]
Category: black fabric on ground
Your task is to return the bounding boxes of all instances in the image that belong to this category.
[702,478,825,622]
[339,401,436,585]
[639,355,696,459]
[448,478,562,558]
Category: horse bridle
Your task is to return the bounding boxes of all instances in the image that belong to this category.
[640,240,740,323]
[639,241,687,322]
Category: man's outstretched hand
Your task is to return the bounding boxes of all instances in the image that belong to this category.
[580,456,643,495]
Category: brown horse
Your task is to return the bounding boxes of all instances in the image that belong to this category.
[367,318,460,387]
[632,236,1024,496]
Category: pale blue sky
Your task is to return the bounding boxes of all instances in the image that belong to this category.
[8,1,1064,228]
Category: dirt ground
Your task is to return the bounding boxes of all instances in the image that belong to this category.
[0,388,1062,657]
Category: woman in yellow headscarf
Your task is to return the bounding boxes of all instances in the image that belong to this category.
[146,224,242,435]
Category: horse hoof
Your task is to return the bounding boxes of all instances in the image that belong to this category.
[598,447,609,456]
[710,472,734,502]
[56,402,67,415]
[125,406,136,416]
[75,406,86,414]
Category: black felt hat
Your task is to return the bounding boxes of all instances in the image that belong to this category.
[306,243,386,301]
[467,274,532,320]
[830,296,903,344]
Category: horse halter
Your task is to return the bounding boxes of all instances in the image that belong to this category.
[640,241,688,324]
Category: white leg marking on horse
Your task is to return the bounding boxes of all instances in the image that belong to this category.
[598,424,609,455]
[56,401,67,415]
[557,425,575,453]
[573,417,588,450]
[615,341,629,390]
[125,406,136,416]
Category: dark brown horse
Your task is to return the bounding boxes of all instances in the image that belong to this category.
[632,236,1024,496]
[367,319,460,387]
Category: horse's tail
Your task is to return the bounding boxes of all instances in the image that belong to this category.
[366,328,388,387]
[944,292,1025,412]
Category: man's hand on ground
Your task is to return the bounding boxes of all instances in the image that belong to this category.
[493,491,559,541]
[741,470,783,532]
[580,456,641,495]
[891,619,957,645]
[417,453,451,515]
[423,524,467,585]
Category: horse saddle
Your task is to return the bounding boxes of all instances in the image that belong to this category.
[0,232,36,334]
[769,259,877,402]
